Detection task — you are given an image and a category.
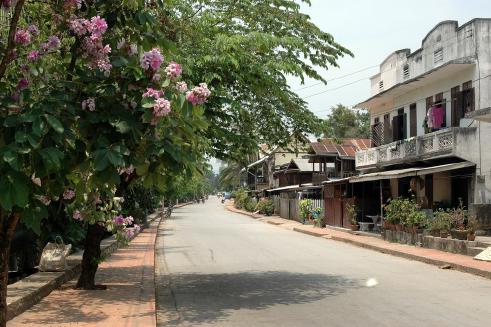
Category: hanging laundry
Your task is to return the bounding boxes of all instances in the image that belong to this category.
[426,106,434,129]
[432,105,445,128]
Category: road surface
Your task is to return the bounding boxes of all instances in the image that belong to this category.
[156,197,491,327]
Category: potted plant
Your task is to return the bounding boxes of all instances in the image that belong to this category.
[299,199,313,224]
[433,209,451,238]
[466,215,479,241]
[409,210,426,234]
[346,203,359,231]
[311,207,324,227]
[449,202,469,240]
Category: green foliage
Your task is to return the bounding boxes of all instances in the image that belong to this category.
[322,104,370,139]
[384,197,422,226]
[233,189,249,209]
[429,210,452,232]
[244,197,258,212]
[122,183,161,225]
[346,203,359,225]
[256,198,274,216]
[299,199,313,221]
[167,0,352,159]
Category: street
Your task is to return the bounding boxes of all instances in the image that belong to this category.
[156,198,491,327]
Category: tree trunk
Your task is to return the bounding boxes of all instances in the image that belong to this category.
[75,223,106,290]
[0,213,21,327]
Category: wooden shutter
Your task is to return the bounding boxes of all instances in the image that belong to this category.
[409,103,417,136]
[451,86,460,127]
[403,113,408,139]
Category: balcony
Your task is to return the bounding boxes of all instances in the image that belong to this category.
[356,127,476,169]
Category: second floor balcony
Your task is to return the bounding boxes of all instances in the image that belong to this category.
[355,127,476,169]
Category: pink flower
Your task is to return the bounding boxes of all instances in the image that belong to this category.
[27,24,39,36]
[38,195,51,206]
[134,224,141,234]
[27,50,40,61]
[16,78,29,90]
[69,18,89,36]
[73,210,83,221]
[1,0,13,9]
[81,97,95,111]
[142,88,162,99]
[118,165,135,175]
[152,98,171,123]
[14,29,30,46]
[124,216,134,225]
[113,215,125,226]
[128,44,138,56]
[165,61,182,79]
[140,48,164,71]
[186,83,211,105]
[89,16,107,36]
[126,228,135,239]
[63,189,76,200]
[152,73,161,82]
[176,81,188,93]
[47,35,61,49]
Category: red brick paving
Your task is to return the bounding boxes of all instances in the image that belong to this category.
[226,203,491,279]
[8,220,158,327]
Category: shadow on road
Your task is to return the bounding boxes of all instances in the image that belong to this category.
[158,270,361,326]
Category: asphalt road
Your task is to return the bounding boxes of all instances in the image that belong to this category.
[156,197,491,327]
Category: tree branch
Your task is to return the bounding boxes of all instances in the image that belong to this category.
[0,0,27,82]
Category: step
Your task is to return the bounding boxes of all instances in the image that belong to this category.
[467,246,488,257]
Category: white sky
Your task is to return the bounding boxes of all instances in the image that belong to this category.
[289,0,491,118]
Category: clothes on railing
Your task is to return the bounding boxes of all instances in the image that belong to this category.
[426,105,445,131]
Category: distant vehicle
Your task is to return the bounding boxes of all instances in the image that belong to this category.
[224,192,231,200]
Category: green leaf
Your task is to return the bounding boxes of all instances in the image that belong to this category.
[93,149,110,171]
[15,130,28,143]
[22,205,48,235]
[0,171,30,210]
[39,147,64,171]
[45,115,64,133]
[3,151,20,170]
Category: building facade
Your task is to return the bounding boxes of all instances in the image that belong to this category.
[354,19,491,229]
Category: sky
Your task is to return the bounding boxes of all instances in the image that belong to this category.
[289,0,491,118]
[211,0,491,173]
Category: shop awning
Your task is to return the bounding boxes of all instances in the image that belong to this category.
[322,177,351,184]
[349,161,475,183]
[266,183,322,192]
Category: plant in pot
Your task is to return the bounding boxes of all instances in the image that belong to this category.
[466,215,479,241]
[409,210,427,234]
[346,203,359,231]
[299,199,313,224]
[434,210,451,238]
[311,207,324,227]
[449,201,469,240]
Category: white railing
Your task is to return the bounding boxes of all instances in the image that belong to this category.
[356,128,457,168]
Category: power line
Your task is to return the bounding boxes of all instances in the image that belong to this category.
[293,65,379,92]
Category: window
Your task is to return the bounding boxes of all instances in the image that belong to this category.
[403,64,410,79]
[464,26,474,39]
[462,81,475,114]
[434,48,443,63]
[379,80,384,91]
[374,117,380,124]
[410,103,417,137]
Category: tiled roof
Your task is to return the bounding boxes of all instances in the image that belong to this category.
[309,138,371,158]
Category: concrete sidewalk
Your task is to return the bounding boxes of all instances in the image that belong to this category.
[7,219,159,327]
[226,203,491,279]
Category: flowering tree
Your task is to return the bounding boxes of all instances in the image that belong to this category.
[0,1,211,325]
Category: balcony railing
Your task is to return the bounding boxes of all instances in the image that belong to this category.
[356,127,474,169]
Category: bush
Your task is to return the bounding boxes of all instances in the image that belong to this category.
[244,197,258,212]
[256,198,274,216]
[122,183,161,225]
[384,197,422,226]
[299,199,313,222]
[233,189,249,209]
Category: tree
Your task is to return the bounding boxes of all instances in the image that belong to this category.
[0,1,211,324]
[164,0,353,159]
[322,104,370,139]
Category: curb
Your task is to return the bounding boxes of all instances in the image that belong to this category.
[228,204,491,280]
[6,210,163,321]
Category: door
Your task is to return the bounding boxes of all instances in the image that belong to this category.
[383,113,392,144]
[409,103,417,137]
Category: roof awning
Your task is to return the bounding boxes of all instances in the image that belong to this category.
[349,162,475,183]
[322,177,351,184]
[266,184,322,192]
[266,185,301,192]
[355,58,475,109]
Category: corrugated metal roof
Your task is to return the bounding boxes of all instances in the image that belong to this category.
[309,138,371,158]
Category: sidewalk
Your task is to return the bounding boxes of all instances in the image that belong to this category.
[226,203,491,279]
[7,219,159,327]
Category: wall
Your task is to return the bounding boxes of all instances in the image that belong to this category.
[433,172,451,204]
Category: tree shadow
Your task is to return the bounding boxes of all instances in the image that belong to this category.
[157,271,361,326]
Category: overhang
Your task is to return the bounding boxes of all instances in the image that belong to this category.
[355,58,475,110]
[465,107,491,123]
[349,161,475,183]
[247,156,268,169]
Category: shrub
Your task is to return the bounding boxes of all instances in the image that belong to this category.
[346,203,359,225]
[244,197,258,212]
[384,197,422,226]
[299,199,313,222]
[256,198,274,216]
[233,189,249,209]
[431,209,452,232]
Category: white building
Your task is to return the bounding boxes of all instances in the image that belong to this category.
[354,19,491,228]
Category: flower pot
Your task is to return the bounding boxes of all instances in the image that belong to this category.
[440,231,449,238]
[450,229,468,240]
[430,230,440,237]
[395,224,403,232]
[467,232,476,241]
[350,224,359,231]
